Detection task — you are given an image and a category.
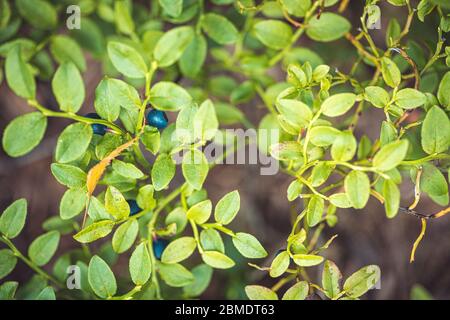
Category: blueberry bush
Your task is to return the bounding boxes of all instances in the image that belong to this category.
[0,0,449,300]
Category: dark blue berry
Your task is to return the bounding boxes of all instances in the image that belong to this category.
[146,109,168,130]
[153,238,169,260]
[85,113,107,136]
[127,200,141,216]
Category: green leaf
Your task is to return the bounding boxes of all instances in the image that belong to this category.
[88,255,117,298]
[114,0,134,35]
[141,126,160,154]
[381,57,401,88]
[59,188,86,220]
[151,153,176,191]
[28,231,60,266]
[270,141,303,161]
[51,163,86,188]
[112,219,139,253]
[0,0,11,29]
[0,39,37,60]
[201,251,235,269]
[0,198,27,239]
[309,126,341,147]
[161,236,197,264]
[215,102,245,125]
[187,200,212,224]
[137,185,156,211]
[182,149,209,191]
[176,104,198,144]
[2,112,47,158]
[373,140,409,171]
[5,45,36,99]
[200,229,224,253]
[364,86,390,108]
[179,34,207,77]
[166,207,188,234]
[437,71,450,108]
[282,281,309,300]
[97,78,141,114]
[0,281,18,300]
[149,81,193,111]
[158,262,194,287]
[94,79,122,122]
[386,18,401,46]
[253,20,292,50]
[16,0,57,30]
[307,195,324,227]
[421,106,450,154]
[245,285,278,300]
[50,35,86,71]
[343,265,380,298]
[322,260,342,299]
[202,13,239,45]
[214,190,240,225]
[411,284,433,300]
[331,130,357,162]
[310,162,334,187]
[321,93,356,117]
[36,286,56,300]
[395,88,426,109]
[382,179,400,218]
[105,186,130,220]
[43,216,74,235]
[280,0,311,17]
[55,123,93,163]
[380,121,398,146]
[287,179,303,201]
[270,251,290,278]
[329,193,352,208]
[129,242,151,285]
[232,232,267,258]
[306,13,351,42]
[107,41,148,78]
[345,171,370,209]
[230,81,255,104]
[194,99,219,141]
[154,26,194,67]
[112,159,144,179]
[276,99,312,130]
[159,0,183,17]
[292,254,324,267]
[73,220,115,243]
[183,264,213,297]
[420,163,449,206]
[0,249,17,279]
[52,62,85,113]
[88,197,113,222]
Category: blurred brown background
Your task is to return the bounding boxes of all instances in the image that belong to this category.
[1,1,449,299]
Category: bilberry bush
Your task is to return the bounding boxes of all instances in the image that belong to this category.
[0,0,449,300]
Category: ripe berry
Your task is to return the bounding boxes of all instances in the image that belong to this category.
[153,238,169,260]
[85,113,107,136]
[146,109,168,130]
[127,200,141,216]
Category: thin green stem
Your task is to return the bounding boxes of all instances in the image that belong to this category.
[0,235,63,288]
[137,61,158,132]
[28,100,124,134]
[269,2,320,66]
[108,285,142,300]
[401,153,450,166]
